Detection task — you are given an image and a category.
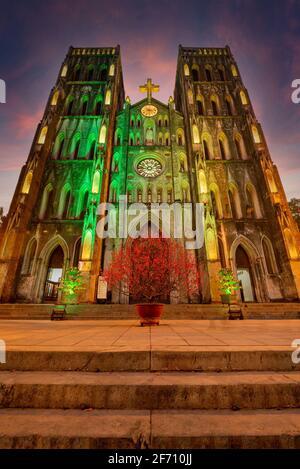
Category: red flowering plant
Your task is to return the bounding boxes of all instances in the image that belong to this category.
[104,237,200,303]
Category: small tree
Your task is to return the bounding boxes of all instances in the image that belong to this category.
[218,268,240,296]
[104,237,200,303]
[58,267,85,304]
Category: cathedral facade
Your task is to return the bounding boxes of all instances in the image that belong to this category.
[0,45,299,304]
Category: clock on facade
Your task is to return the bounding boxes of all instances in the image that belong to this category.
[136,158,162,178]
[141,104,158,117]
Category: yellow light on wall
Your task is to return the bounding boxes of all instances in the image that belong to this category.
[184,64,190,76]
[99,125,106,144]
[92,171,100,193]
[240,90,248,105]
[206,229,218,260]
[251,125,261,144]
[51,90,59,106]
[21,171,33,194]
[38,126,48,145]
[61,64,68,77]
[231,64,238,77]
[105,89,111,105]
[109,64,115,76]
[82,231,92,260]
[192,124,200,144]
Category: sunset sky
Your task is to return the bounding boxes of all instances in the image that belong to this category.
[0,0,300,213]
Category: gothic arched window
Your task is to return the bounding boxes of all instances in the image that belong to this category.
[74,140,80,159]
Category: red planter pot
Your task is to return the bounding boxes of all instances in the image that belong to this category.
[135,303,164,326]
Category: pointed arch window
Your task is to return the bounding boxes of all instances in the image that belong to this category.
[184,63,190,76]
[199,170,207,194]
[251,125,261,144]
[88,140,96,160]
[192,125,200,144]
[210,190,219,218]
[74,140,80,159]
[73,238,82,267]
[61,64,68,77]
[246,184,262,219]
[197,98,204,115]
[61,189,71,219]
[218,237,226,268]
[240,90,248,105]
[94,99,101,115]
[82,231,92,261]
[92,171,100,194]
[228,187,241,220]
[73,66,81,81]
[226,98,233,115]
[51,90,59,106]
[57,138,64,160]
[109,64,115,76]
[99,125,107,144]
[235,137,242,159]
[79,192,89,219]
[38,126,48,145]
[211,99,218,116]
[205,67,212,82]
[219,139,226,160]
[262,237,277,274]
[81,99,88,115]
[100,67,108,82]
[87,67,94,81]
[22,171,33,194]
[266,169,278,193]
[105,89,111,105]
[231,64,238,77]
[203,139,210,160]
[66,98,74,116]
[218,67,225,81]
[39,185,54,220]
[192,67,199,81]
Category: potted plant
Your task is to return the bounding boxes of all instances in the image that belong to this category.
[104,237,199,325]
[218,268,240,304]
[58,267,85,306]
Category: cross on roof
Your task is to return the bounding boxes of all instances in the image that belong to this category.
[139,78,160,103]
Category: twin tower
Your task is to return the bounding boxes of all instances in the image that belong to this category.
[0,44,299,304]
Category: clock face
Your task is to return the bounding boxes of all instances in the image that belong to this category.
[136,158,162,178]
[141,105,158,117]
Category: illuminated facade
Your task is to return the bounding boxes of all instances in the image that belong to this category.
[0,45,299,304]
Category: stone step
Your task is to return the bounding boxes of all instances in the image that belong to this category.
[0,303,299,320]
[1,348,299,372]
[0,408,300,448]
[1,371,300,410]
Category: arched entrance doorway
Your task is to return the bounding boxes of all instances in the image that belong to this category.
[235,245,256,302]
[43,246,64,302]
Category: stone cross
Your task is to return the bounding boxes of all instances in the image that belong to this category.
[139,78,160,102]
